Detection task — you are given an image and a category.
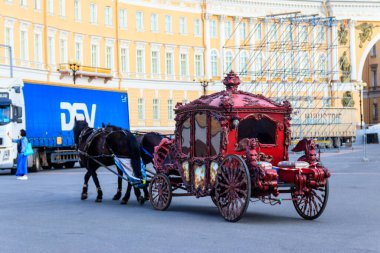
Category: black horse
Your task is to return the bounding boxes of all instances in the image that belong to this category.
[73,119,165,204]
[73,119,144,203]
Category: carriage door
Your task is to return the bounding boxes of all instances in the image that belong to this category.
[193,112,208,192]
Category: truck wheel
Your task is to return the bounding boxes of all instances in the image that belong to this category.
[10,168,16,175]
[52,163,64,169]
[325,138,333,149]
[64,162,76,168]
[333,137,341,148]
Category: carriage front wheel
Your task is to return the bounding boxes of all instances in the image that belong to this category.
[215,155,251,222]
[149,173,172,211]
[292,179,329,220]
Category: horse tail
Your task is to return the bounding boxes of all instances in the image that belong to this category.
[128,132,143,178]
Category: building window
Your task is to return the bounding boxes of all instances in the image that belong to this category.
[373,103,378,121]
[300,25,308,43]
[167,99,174,120]
[166,52,174,76]
[119,9,127,29]
[105,6,112,26]
[48,36,55,65]
[47,0,53,15]
[318,26,326,43]
[136,11,143,31]
[106,46,113,69]
[60,38,67,63]
[20,30,28,61]
[34,0,41,10]
[90,3,97,24]
[270,23,277,41]
[211,50,218,77]
[151,50,159,76]
[165,15,172,33]
[180,53,188,77]
[75,41,82,63]
[179,17,186,34]
[194,19,201,36]
[138,98,145,120]
[255,53,263,76]
[5,27,14,60]
[74,0,81,21]
[371,65,378,88]
[300,51,309,76]
[34,33,42,65]
[225,51,233,73]
[91,44,99,67]
[239,51,247,75]
[20,0,27,7]
[153,98,160,120]
[151,13,158,32]
[59,0,66,17]
[240,22,246,40]
[120,47,128,73]
[210,20,217,37]
[254,23,261,41]
[371,45,377,57]
[136,49,144,74]
[195,54,203,77]
[225,21,232,38]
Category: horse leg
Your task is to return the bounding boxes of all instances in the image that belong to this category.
[143,186,149,201]
[81,171,91,200]
[133,187,145,205]
[121,183,132,205]
[90,169,103,203]
[112,168,123,200]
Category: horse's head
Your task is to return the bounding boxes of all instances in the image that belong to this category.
[139,132,165,165]
[73,118,89,145]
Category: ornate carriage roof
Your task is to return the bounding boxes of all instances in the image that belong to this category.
[175,71,292,114]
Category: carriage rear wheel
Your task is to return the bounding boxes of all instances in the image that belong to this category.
[149,173,172,211]
[215,155,251,222]
[292,179,329,220]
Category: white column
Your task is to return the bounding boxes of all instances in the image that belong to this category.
[219,15,226,79]
[331,20,339,81]
[204,13,211,79]
[249,17,256,79]
[349,20,357,81]
[234,16,241,72]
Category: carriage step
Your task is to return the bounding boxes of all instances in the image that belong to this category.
[278,183,295,188]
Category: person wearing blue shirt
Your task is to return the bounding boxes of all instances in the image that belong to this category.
[8,129,28,180]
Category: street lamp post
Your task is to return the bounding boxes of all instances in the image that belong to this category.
[69,61,80,84]
[199,78,211,96]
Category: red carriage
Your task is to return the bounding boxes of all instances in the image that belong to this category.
[150,71,330,222]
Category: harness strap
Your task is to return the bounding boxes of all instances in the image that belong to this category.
[140,146,154,158]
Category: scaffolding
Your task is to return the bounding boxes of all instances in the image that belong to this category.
[223,13,357,147]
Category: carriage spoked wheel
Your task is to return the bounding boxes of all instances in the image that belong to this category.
[215,155,251,222]
[292,179,329,220]
[149,173,172,211]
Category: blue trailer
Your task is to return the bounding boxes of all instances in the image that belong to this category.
[0,78,129,172]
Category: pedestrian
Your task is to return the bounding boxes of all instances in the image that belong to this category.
[8,129,28,180]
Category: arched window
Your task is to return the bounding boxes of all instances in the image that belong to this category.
[319,53,327,77]
[211,50,218,77]
[254,52,263,77]
[239,51,247,76]
[224,51,233,73]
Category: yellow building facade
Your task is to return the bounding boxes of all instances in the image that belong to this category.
[2,0,380,134]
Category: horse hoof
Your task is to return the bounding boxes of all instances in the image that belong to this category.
[95,198,102,203]
[138,196,145,205]
[144,196,150,201]
[112,193,121,201]
[120,199,128,205]
[81,194,88,200]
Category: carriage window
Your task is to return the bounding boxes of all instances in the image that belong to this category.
[210,116,221,156]
[238,117,276,144]
[181,117,191,155]
[195,112,207,157]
